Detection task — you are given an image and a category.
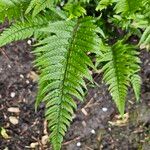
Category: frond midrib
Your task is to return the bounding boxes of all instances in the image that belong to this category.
[54,19,80,143]
[111,49,121,100]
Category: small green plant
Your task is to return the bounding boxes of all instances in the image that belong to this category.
[0,0,149,149]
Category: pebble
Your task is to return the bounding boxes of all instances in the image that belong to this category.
[10,92,16,98]
[76,142,81,147]
[41,135,49,145]
[20,74,24,79]
[8,107,20,113]
[27,71,38,82]
[7,65,11,68]
[27,39,32,45]
[91,129,96,134]
[9,116,19,125]
[102,107,108,112]
[82,121,86,127]
[25,80,30,84]
[30,142,39,148]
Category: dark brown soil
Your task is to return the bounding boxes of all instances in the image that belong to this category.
[0,40,150,149]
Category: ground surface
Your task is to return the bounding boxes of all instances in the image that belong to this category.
[0,38,150,149]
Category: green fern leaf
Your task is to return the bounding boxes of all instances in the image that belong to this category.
[139,26,150,50]
[96,0,114,11]
[34,17,100,150]
[0,15,49,47]
[130,74,141,102]
[26,0,60,17]
[0,0,30,22]
[64,2,86,19]
[114,0,141,15]
[97,41,141,116]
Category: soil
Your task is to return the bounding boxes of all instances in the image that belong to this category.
[0,34,150,149]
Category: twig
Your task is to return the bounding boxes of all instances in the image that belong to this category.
[63,136,81,145]
[83,98,94,109]
[85,146,94,150]
[0,48,10,61]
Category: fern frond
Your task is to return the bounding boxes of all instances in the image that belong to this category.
[26,0,60,17]
[0,15,49,47]
[96,0,114,11]
[114,0,141,15]
[64,2,86,19]
[97,41,140,115]
[139,26,150,50]
[34,17,99,150]
[130,74,141,102]
[0,0,30,22]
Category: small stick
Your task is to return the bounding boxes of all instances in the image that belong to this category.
[85,146,94,150]
[84,98,94,109]
[0,48,10,61]
[63,136,81,145]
